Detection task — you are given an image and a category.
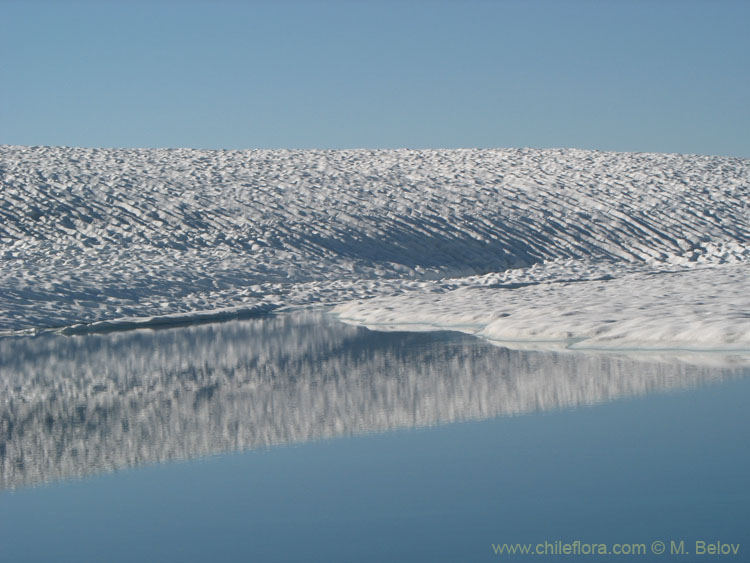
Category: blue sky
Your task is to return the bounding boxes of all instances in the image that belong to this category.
[1,1,748,156]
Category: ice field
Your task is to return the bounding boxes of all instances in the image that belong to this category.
[1,145,748,351]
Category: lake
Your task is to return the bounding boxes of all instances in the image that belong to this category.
[1,311,748,562]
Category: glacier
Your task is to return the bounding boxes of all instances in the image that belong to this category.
[1,144,749,351]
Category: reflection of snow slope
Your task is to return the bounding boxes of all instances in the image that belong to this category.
[2,312,747,490]
[1,145,749,344]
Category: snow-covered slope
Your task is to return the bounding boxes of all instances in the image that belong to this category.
[1,145,748,348]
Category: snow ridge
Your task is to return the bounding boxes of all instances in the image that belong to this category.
[1,145,749,347]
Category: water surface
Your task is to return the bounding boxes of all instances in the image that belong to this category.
[1,312,748,561]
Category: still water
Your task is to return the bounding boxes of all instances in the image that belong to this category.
[1,311,749,562]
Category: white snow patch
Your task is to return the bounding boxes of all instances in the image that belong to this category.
[335,264,750,352]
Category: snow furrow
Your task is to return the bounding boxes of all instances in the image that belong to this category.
[1,145,748,346]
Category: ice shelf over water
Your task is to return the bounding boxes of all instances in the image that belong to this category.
[1,145,748,349]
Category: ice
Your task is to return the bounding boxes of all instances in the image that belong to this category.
[0,145,748,351]
[336,264,750,351]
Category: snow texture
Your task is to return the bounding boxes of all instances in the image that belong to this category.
[1,145,749,350]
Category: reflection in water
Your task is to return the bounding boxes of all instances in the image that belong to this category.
[1,311,748,490]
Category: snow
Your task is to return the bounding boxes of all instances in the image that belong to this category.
[336,264,750,351]
[1,145,749,351]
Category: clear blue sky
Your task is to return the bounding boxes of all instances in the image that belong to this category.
[2,0,748,157]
